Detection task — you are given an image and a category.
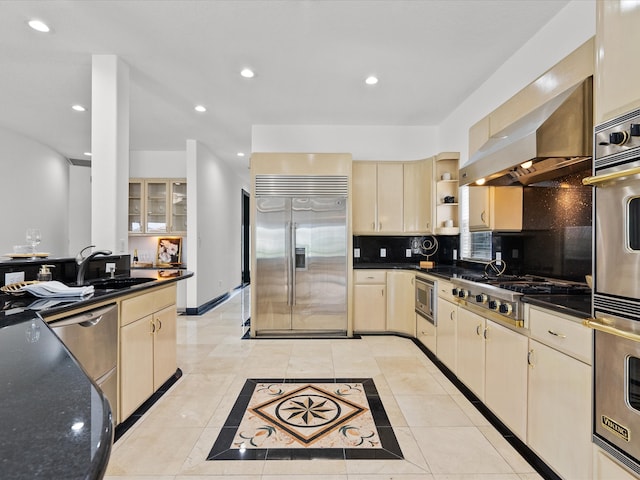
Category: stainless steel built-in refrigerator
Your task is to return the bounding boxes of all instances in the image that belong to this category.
[253,175,348,335]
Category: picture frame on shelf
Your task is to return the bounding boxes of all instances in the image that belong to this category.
[156,237,182,266]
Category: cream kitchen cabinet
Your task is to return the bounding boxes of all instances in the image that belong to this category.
[436,296,457,374]
[119,284,177,422]
[416,312,436,352]
[129,178,187,234]
[484,319,528,440]
[352,162,403,234]
[404,158,433,234]
[468,186,522,232]
[527,306,592,480]
[386,270,415,336]
[596,1,640,123]
[353,270,386,332]
[456,307,486,400]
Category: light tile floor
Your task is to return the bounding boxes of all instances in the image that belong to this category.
[105,287,542,480]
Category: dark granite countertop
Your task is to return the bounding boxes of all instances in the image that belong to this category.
[521,294,592,319]
[0,270,192,479]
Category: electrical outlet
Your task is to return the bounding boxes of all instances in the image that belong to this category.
[5,271,24,285]
[496,252,502,266]
[453,249,458,260]
[380,248,387,258]
[105,263,116,273]
[512,249,519,259]
[354,248,361,258]
[405,249,412,258]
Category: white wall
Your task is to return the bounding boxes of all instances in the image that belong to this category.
[0,128,70,256]
[439,0,596,166]
[130,150,187,178]
[68,164,92,256]
[252,125,439,161]
[186,140,249,309]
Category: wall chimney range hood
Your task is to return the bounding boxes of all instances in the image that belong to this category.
[460,77,593,187]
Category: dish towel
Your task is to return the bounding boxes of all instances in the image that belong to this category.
[20,281,94,298]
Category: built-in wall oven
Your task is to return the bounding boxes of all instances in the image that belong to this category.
[583,107,640,475]
[415,276,435,325]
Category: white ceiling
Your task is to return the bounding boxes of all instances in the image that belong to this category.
[0,0,570,179]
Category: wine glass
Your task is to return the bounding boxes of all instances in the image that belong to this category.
[26,228,41,254]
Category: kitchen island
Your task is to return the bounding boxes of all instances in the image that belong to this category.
[0,270,192,480]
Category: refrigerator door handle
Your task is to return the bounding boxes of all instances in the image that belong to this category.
[291,222,297,306]
[286,221,293,306]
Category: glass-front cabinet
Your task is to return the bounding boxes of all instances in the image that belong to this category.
[128,181,143,233]
[129,178,187,234]
[170,181,187,233]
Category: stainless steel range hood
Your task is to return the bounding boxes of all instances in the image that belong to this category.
[460,77,593,187]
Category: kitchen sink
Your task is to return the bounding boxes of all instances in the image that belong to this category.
[88,277,156,290]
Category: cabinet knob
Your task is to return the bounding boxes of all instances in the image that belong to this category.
[150,320,156,333]
[156,319,163,331]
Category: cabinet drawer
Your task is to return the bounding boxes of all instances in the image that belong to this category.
[437,279,453,298]
[354,270,386,284]
[121,285,177,326]
[417,313,436,352]
[529,307,592,364]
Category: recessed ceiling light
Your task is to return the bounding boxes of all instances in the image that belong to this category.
[72,105,86,112]
[240,68,255,78]
[28,19,50,33]
[476,178,486,186]
[194,105,207,112]
[365,76,378,85]
[237,152,245,157]
[84,152,92,157]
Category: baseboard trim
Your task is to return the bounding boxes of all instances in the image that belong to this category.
[185,283,249,316]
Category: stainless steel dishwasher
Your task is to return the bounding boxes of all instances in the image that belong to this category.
[46,303,118,423]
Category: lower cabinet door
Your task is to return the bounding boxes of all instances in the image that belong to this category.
[456,307,485,400]
[484,320,528,440]
[153,304,177,389]
[354,284,386,332]
[120,315,154,421]
[528,339,592,480]
[436,297,457,373]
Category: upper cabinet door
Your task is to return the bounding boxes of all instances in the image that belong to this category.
[468,186,491,231]
[352,162,377,234]
[377,163,403,233]
[128,180,143,233]
[170,181,187,233]
[404,159,432,234]
[596,1,640,123]
[145,181,169,233]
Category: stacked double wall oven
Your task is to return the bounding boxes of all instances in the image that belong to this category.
[584,108,640,474]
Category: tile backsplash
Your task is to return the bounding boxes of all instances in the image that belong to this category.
[353,235,459,265]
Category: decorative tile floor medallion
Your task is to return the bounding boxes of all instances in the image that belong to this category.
[207,378,403,461]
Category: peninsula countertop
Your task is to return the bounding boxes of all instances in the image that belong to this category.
[0,270,192,479]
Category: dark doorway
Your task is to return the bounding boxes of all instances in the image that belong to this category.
[241,189,250,285]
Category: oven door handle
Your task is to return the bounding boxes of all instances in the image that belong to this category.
[583,317,640,342]
[582,166,640,186]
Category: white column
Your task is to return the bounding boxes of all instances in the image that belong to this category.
[185,139,198,310]
[91,55,130,253]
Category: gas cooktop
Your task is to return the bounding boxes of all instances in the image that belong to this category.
[450,274,591,327]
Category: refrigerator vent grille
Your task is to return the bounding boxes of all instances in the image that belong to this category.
[255,175,348,197]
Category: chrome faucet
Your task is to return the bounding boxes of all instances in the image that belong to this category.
[76,245,112,285]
